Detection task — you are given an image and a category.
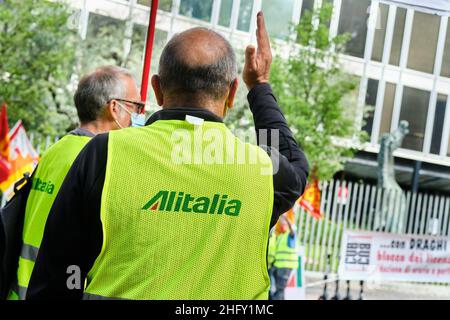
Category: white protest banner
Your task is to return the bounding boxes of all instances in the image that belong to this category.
[338,230,450,283]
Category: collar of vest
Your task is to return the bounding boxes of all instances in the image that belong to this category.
[145,108,223,126]
[68,127,95,138]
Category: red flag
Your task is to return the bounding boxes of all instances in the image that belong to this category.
[0,121,39,198]
[299,179,323,220]
[0,103,11,183]
[275,208,296,235]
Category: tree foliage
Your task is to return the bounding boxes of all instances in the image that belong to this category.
[0,0,168,137]
[0,0,78,136]
[271,3,368,181]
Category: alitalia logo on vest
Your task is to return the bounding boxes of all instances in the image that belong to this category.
[142,191,241,217]
[31,177,55,195]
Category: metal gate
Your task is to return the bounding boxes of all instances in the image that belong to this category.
[297,180,450,274]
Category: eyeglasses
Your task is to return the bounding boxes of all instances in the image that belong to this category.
[111,98,146,114]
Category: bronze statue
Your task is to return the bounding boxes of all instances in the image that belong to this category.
[375,120,409,233]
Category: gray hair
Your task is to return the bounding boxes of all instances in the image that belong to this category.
[158,28,237,100]
[74,66,135,123]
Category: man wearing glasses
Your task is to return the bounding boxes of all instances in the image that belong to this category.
[8,66,141,299]
[112,98,146,129]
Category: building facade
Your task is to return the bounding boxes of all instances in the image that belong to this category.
[68,0,450,193]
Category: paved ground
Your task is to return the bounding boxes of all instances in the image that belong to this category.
[304,273,450,300]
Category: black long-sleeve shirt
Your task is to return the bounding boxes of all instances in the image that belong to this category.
[27,83,309,299]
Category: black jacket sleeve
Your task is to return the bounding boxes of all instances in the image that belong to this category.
[248,83,309,228]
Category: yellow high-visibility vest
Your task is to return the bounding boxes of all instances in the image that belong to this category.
[268,232,277,268]
[10,135,90,300]
[84,120,274,300]
[274,232,298,269]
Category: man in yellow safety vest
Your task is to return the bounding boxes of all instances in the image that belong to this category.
[27,12,309,300]
[272,214,299,300]
[8,66,141,299]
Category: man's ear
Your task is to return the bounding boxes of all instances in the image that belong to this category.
[106,100,119,120]
[151,75,164,106]
[226,79,239,109]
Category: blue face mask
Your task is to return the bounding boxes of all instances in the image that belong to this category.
[130,112,146,127]
[117,103,146,128]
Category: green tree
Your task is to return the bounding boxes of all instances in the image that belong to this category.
[0,0,168,138]
[0,0,78,136]
[271,3,368,181]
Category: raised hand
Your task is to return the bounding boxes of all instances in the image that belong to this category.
[243,12,273,90]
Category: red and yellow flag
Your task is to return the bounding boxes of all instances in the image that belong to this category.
[0,121,39,200]
[299,179,323,220]
[275,208,297,235]
[0,103,11,183]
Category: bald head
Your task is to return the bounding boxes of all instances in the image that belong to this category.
[158,28,237,102]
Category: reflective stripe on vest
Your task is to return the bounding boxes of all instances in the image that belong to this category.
[84,120,274,300]
[20,244,39,262]
[13,135,91,299]
[274,232,298,269]
[83,293,128,300]
[8,281,26,300]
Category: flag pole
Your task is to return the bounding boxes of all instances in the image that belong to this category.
[140,0,159,110]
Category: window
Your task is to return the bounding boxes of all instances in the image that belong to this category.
[129,26,168,68]
[399,87,430,151]
[262,0,295,39]
[441,20,450,77]
[126,24,147,83]
[321,0,333,28]
[127,24,167,104]
[448,132,450,156]
[218,0,233,28]
[363,79,379,136]
[339,75,361,139]
[430,95,448,155]
[371,4,389,62]
[300,0,315,19]
[407,12,440,74]
[84,14,126,71]
[389,7,406,66]
[337,0,370,59]
[137,0,172,12]
[237,0,253,32]
[87,13,126,37]
[379,82,396,137]
[179,0,213,22]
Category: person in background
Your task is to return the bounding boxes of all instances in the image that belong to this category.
[272,214,299,300]
[8,66,142,300]
[267,230,277,299]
